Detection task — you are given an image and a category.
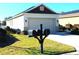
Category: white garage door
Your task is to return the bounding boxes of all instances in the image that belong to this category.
[28,18,57,33]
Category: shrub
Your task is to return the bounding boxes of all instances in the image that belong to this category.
[16,29,21,34]
[73,24,79,29]
[0,28,6,34]
[22,31,28,35]
[5,26,11,31]
[59,25,66,32]
[10,28,17,34]
[5,26,17,34]
[0,28,7,43]
[65,24,73,31]
[71,28,79,35]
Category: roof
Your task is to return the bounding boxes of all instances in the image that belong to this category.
[6,4,57,21]
[23,4,57,14]
[60,10,79,18]
[61,10,79,15]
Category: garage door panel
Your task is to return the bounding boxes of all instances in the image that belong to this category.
[28,18,57,33]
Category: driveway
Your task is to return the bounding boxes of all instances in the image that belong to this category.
[47,32,79,55]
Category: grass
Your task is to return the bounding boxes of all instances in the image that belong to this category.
[0,34,76,55]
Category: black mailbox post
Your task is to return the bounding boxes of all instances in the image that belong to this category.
[32,24,50,54]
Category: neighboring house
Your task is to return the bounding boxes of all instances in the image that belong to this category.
[6,4,59,34]
[59,10,79,26]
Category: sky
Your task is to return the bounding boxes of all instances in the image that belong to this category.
[0,3,79,20]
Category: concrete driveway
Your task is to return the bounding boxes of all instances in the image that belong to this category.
[47,32,79,55]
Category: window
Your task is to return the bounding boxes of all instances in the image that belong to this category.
[40,6,44,11]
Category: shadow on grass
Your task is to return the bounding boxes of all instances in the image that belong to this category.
[43,50,76,55]
[26,47,76,55]
[0,34,19,47]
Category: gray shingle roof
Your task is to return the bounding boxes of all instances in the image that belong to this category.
[6,4,58,21]
[61,10,79,15]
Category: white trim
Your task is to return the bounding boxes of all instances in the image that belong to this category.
[24,13,59,18]
[25,4,42,12]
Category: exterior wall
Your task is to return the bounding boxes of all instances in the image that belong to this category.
[59,17,79,26]
[12,15,24,31]
[24,16,29,31]
[6,20,13,28]
[24,13,59,33]
[6,13,59,33]
[6,15,24,31]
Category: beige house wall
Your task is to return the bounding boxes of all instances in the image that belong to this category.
[59,17,79,26]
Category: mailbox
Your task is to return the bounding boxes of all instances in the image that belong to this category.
[32,24,50,54]
[44,29,50,37]
[37,29,41,36]
[32,30,38,37]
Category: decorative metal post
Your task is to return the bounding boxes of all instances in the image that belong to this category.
[32,24,50,54]
[40,24,43,53]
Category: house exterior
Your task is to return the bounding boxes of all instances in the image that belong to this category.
[6,4,59,34]
[59,10,79,26]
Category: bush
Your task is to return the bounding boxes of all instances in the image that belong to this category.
[5,26,17,34]
[59,25,66,32]
[5,26,11,31]
[10,28,17,34]
[22,31,28,35]
[16,29,21,34]
[0,28,6,34]
[65,24,73,31]
[73,24,79,29]
[0,28,7,43]
[71,28,79,35]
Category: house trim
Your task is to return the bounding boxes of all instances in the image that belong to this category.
[60,15,79,19]
[24,13,59,18]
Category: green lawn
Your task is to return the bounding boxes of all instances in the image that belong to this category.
[0,34,76,55]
